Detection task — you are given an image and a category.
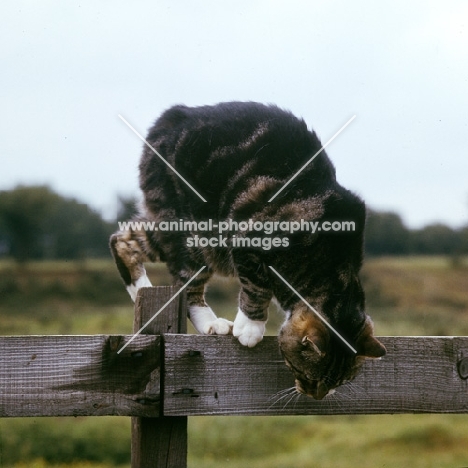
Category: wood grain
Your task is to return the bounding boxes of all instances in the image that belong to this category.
[5,286,468,467]
[0,334,160,417]
[163,335,468,416]
[2,324,468,420]
[131,286,188,468]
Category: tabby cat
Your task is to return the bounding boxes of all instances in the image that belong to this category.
[110,101,386,400]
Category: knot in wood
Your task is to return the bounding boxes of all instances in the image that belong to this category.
[457,357,468,379]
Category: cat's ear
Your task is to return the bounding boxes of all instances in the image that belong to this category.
[288,310,328,356]
[356,334,386,358]
[355,316,386,359]
[302,335,326,357]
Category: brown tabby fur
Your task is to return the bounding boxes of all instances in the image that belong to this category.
[110,102,386,399]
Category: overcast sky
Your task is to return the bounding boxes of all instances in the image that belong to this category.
[1,0,467,228]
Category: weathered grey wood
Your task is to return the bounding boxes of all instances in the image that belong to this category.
[131,286,187,468]
[163,335,468,416]
[0,334,160,417]
[3,333,468,418]
[132,414,188,468]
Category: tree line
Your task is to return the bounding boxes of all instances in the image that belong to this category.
[0,185,467,262]
[365,209,468,256]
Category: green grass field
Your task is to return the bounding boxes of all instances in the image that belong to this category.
[1,257,468,467]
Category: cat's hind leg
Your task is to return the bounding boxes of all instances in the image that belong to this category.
[109,226,156,301]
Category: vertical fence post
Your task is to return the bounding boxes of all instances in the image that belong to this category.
[131,286,188,468]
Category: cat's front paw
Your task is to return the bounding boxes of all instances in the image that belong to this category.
[189,306,233,335]
[233,308,266,348]
[205,318,234,335]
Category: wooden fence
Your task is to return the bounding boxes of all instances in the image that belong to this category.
[2,286,468,467]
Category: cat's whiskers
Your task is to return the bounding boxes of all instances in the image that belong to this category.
[282,390,300,410]
[267,387,295,408]
[292,392,303,410]
[343,381,365,398]
[267,387,298,409]
[271,391,295,409]
[333,390,353,406]
[331,395,347,413]
[324,392,336,412]
[267,386,296,401]
[332,381,366,408]
[325,387,351,412]
[267,387,296,405]
[337,392,354,400]
[281,390,299,406]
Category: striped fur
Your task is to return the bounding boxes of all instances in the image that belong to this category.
[110,102,385,399]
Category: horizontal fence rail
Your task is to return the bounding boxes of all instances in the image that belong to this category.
[0,334,161,418]
[2,287,468,468]
[2,334,468,417]
[164,335,468,415]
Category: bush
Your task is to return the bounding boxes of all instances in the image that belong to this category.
[0,418,130,466]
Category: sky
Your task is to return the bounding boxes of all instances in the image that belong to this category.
[1,0,467,228]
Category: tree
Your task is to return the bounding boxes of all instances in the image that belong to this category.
[365,209,410,256]
[0,185,112,262]
[410,223,460,255]
[0,186,58,261]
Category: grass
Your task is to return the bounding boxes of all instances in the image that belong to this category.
[1,256,468,467]
[188,414,468,468]
[0,417,130,468]
[361,256,468,336]
[3,415,468,468]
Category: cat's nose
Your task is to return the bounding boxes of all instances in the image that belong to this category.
[313,382,329,400]
[295,380,330,400]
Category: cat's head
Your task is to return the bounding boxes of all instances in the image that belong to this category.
[278,310,386,400]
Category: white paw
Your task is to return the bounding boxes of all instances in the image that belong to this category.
[189,306,233,335]
[204,317,234,335]
[233,308,266,348]
[127,274,152,302]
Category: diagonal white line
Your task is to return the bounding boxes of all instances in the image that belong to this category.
[268,115,356,202]
[268,266,357,354]
[118,114,207,203]
[117,266,206,354]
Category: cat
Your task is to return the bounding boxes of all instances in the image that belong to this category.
[110,101,386,400]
